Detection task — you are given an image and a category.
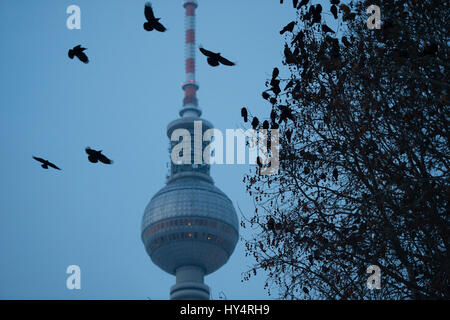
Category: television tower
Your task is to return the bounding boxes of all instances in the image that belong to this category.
[141,0,239,300]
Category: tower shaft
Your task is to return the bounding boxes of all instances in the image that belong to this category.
[181,0,200,118]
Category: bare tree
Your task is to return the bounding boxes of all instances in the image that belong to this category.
[242,0,449,299]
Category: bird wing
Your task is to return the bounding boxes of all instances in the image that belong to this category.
[85,147,94,156]
[74,45,82,50]
[47,161,61,170]
[76,51,89,63]
[154,21,167,32]
[33,156,45,163]
[144,2,156,21]
[98,153,113,165]
[218,55,235,66]
[199,47,215,57]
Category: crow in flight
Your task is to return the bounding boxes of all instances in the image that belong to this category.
[199,47,235,67]
[85,147,113,165]
[33,156,61,170]
[143,2,167,32]
[68,45,89,64]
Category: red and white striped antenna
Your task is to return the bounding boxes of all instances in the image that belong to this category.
[181,0,200,117]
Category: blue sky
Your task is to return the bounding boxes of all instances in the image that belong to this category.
[0,0,299,299]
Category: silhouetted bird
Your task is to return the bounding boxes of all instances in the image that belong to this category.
[322,24,335,34]
[241,107,248,122]
[199,47,235,67]
[33,156,61,170]
[143,2,167,32]
[262,91,270,100]
[331,4,338,19]
[68,45,89,64]
[280,21,296,35]
[262,120,270,130]
[251,117,259,130]
[272,67,279,80]
[85,147,113,164]
[311,4,322,24]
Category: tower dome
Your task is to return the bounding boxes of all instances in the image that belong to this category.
[141,0,238,300]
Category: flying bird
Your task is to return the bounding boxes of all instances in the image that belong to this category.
[68,45,89,64]
[241,107,248,122]
[143,2,167,32]
[199,47,235,67]
[33,156,61,170]
[280,21,296,35]
[85,147,113,165]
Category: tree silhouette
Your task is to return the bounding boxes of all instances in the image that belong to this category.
[242,0,449,299]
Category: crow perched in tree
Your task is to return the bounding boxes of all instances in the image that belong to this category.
[280,21,296,35]
[199,47,235,67]
[68,45,89,64]
[241,107,248,122]
[33,156,61,170]
[331,4,338,19]
[262,120,270,129]
[251,117,260,130]
[143,2,167,32]
[272,67,280,80]
[311,4,322,24]
[85,147,113,165]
